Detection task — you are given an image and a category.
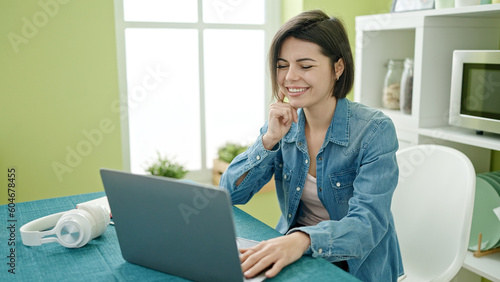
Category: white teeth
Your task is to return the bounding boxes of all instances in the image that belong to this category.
[288,88,307,93]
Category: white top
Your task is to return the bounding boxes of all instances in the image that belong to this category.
[296,173,330,226]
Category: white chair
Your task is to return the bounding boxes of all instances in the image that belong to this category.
[392,145,476,282]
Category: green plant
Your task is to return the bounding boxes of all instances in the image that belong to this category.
[145,152,188,179]
[217,142,248,163]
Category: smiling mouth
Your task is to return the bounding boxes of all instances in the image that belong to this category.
[288,87,307,93]
[287,87,309,96]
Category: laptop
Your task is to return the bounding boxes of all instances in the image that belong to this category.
[100,168,266,282]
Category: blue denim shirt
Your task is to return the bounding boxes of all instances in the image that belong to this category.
[220,98,404,281]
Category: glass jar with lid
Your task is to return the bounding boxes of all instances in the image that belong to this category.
[400,58,414,115]
[382,59,404,110]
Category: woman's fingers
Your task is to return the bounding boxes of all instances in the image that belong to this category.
[269,103,294,126]
[278,90,285,102]
[240,245,275,278]
[238,233,310,279]
[277,90,298,123]
[240,245,289,279]
[265,258,287,278]
[245,253,279,278]
[239,248,255,263]
[263,92,298,150]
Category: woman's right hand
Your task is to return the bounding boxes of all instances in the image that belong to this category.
[262,91,298,150]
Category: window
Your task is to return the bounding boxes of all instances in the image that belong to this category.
[114,0,280,182]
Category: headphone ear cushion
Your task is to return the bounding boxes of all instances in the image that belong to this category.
[56,209,93,248]
[77,204,110,239]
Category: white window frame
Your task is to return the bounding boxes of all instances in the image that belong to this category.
[113,0,281,182]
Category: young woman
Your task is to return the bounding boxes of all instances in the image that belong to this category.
[220,10,404,281]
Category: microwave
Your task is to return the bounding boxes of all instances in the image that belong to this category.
[449,50,500,135]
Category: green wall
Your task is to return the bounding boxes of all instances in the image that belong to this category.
[0,0,122,205]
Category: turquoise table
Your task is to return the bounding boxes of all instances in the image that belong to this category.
[1,192,360,281]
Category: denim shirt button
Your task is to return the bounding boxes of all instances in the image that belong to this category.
[318,156,322,161]
[305,159,309,164]
[288,213,292,218]
[318,187,322,192]
[279,163,283,168]
[256,155,261,160]
[336,182,341,187]
[296,187,300,191]
[284,175,287,180]
[318,248,323,254]
[298,142,303,146]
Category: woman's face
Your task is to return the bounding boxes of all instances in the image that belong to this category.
[277,37,336,110]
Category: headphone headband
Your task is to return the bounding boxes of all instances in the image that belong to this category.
[20,211,66,246]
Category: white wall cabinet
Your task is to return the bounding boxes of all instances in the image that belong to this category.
[355,5,500,281]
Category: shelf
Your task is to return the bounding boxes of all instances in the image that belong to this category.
[463,251,500,282]
[419,126,500,151]
[356,4,500,31]
[356,5,500,281]
[426,3,500,18]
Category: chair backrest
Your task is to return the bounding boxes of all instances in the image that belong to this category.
[392,145,476,282]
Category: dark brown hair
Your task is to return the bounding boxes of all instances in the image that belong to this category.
[269,10,354,100]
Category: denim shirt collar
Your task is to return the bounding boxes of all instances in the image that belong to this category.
[282,98,350,147]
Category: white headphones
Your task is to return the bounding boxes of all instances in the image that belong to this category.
[20,203,110,248]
